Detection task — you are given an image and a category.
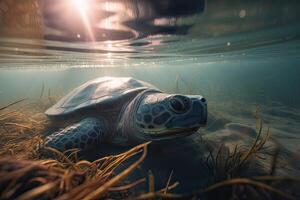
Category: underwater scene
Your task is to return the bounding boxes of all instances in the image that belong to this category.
[0,0,300,199]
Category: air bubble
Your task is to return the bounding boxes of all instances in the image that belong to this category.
[239,10,246,18]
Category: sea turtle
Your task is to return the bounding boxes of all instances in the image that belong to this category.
[41,77,207,152]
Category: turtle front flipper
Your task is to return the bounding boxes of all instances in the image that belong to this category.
[41,118,107,153]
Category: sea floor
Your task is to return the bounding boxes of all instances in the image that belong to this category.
[0,98,299,199]
[206,100,300,152]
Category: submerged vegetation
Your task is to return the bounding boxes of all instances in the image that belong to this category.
[202,108,299,200]
[0,96,299,200]
[0,144,148,200]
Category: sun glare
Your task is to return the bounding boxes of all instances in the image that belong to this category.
[72,0,95,41]
[74,0,88,10]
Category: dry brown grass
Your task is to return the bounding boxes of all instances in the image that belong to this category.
[0,99,48,159]
[0,143,150,200]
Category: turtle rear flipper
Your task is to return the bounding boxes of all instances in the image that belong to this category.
[41,118,107,153]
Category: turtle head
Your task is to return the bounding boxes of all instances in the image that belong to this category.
[134,91,207,139]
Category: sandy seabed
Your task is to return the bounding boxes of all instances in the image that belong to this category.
[0,98,300,200]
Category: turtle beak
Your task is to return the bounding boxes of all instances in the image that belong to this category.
[166,95,207,129]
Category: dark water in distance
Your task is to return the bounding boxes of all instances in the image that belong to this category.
[0,0,300,151]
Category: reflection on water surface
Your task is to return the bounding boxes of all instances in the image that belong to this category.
[0,0,299,63]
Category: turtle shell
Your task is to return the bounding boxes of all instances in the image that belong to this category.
[45,77,156,117]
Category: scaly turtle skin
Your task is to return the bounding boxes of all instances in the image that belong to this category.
[41,77,207,152]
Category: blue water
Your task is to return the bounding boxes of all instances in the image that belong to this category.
[0,0,300,180]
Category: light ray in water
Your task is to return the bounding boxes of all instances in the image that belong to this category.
[72,0,95,42]
[175,74,193,94]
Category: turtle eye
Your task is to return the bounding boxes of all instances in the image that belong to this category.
[169,95,190,113]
